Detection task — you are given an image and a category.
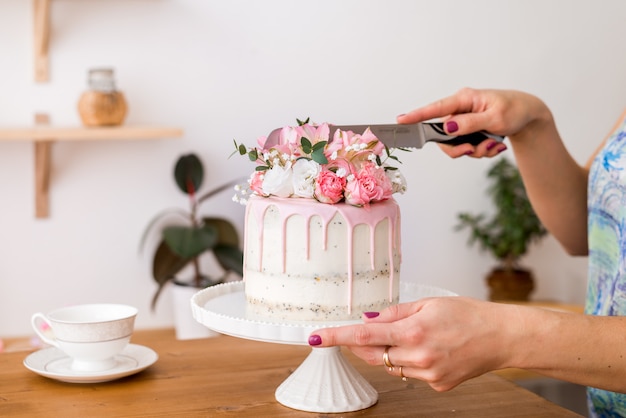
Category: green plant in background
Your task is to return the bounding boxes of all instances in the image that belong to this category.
[455,157,547,271]
[140,153,243,310]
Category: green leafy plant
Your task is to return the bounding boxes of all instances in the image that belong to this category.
[455,158,547,270]
[140,153,243,310]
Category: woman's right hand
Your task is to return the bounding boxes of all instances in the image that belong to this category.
[397,88,553,158]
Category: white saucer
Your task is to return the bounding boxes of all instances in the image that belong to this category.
[23,343,158,384]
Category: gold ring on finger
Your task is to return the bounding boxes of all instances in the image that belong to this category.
[399,366,408,382]
[383,346,395,370]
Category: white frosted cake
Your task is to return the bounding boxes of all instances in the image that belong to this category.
[233,121,407,322]
[243,195,401,321]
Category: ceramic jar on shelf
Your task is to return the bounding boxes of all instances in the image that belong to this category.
[78,68,128,127]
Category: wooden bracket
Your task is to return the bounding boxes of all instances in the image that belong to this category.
[34,113,52,218]
[33,0,51,82]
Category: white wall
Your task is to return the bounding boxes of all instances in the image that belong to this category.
[0,0,624,336]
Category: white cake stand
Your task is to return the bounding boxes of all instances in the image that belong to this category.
[191,281,456,413]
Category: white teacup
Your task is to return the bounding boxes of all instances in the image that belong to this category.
[31,303,138,373]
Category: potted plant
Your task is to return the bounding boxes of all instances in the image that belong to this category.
[455,157,547,301]
[140,153,243,338]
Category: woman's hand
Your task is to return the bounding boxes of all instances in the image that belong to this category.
[308,297,525,391]
[310,296,626,393]
[397,87,553,158]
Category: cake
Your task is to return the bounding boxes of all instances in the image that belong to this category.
[234,121,407,321]
[244,195,401,321]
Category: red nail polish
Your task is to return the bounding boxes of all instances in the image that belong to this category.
[308,335,322,346]
[486,140,498,151]
[446,121,459,133]
[464,150,473,156]
[496,145,507,153]
[364,312,380,319]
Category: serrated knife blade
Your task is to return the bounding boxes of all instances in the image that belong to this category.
[265,122,503,150]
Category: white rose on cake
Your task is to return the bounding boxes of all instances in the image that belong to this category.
[292,159,321,198]
[261,161,294,198]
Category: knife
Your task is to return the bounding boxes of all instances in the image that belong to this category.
[264,122,504,150]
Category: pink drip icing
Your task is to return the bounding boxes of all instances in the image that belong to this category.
[370,225,376,270]
[244,196,400,313]
[388,216,395,302]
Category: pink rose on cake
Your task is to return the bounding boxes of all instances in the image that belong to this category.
[248,171,265,196]
[233,119,407,206]
[314,168,346,204]
[344,162,393,206]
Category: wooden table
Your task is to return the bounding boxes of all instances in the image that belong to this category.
[0,329,582,417]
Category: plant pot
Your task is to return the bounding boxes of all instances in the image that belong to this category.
[486,267,534,301]
[171,284,220,340]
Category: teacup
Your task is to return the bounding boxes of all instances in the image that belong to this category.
[31,303,138,372]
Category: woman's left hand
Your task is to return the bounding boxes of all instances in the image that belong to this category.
[308,297,523,391]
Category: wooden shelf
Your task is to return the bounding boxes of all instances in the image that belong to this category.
[1,120,183,218]
[0,125,184,141]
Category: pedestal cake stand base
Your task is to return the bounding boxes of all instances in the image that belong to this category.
[276,346,378,413]
[191,281,456,413]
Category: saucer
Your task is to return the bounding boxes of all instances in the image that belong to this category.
[23,343,158,383]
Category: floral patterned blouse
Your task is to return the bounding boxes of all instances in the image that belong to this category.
[586,111,626,417]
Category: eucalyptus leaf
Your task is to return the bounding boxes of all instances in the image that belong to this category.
[311,148,328,165]
[301,137,312,154]
[248,149,258,161]
[312,141,327,151]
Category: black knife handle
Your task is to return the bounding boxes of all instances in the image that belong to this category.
[425,122,504,146]
[438,132,502,146]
